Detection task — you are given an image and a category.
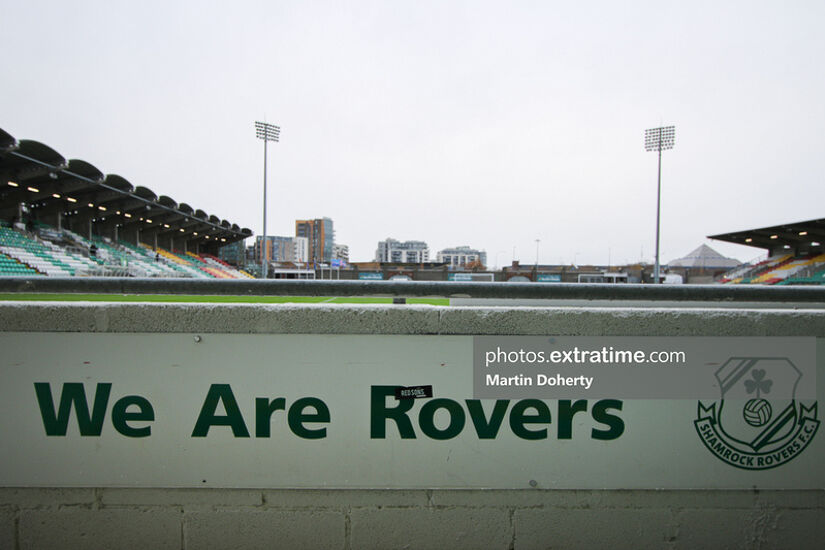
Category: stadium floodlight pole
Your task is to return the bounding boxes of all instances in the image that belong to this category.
[255,121,280,279]
[644,125,675,284]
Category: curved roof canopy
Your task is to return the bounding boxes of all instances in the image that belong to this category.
[709,218,825,254]
[133,186,157,201]
[158,195,177,208]
[0,128,15,151]
[17,140,66,168]
[0,127,252,247]
[67,159,106,182]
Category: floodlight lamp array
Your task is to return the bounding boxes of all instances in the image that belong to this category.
[255,121,281,142]
[644,126,675,152]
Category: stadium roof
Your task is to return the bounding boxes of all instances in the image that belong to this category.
[708,218,825,253]
[0,127,252,247]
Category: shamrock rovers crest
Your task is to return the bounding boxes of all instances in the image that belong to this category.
[694,357,819,470]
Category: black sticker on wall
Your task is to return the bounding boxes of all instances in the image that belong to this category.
[395,385,434,400]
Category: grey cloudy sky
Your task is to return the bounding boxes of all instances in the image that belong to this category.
[2,1,823,266]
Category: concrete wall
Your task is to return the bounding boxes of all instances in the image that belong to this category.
[1,300,824,549]
[1,487,822,550]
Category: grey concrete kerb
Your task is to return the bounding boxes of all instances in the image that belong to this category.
[1,302,824,337]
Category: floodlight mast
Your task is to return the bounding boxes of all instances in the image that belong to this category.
[644,125,675,284]
[255,121,280,279]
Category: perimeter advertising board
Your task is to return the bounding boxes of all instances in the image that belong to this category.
[0,333,820,488]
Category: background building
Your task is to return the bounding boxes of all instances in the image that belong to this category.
[375,238,430,263]
[253,235,308,264]
[332,243,349,264]
[296,217,334,264]
[218,240,247,266]
[666,244,740,284]
[293,237,308,263]
[437,246,487,269]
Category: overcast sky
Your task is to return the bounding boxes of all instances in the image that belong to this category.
[2,1,823,267]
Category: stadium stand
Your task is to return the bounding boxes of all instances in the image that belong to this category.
[778,262,825,285]
[710,218,825,285]
[0,249,39,276]
[0,219,249,279]
[199,253,255,278]
[0,126,254,278]
[1,225,72,276]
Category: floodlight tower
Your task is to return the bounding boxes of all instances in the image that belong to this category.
[644,125,675,284]
[255,121,280,279]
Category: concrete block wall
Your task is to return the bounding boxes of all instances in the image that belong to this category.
[1,301,824,548]
[0,488,823,549]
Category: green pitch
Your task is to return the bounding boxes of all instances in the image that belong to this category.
[0,293,449,305]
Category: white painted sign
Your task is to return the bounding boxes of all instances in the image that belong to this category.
[0,333,821,488]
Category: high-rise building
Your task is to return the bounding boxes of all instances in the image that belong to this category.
[437,246,487,269]
[295,217,334,264]
[293,237,308,263]
[375,238,430,263]
[254,235,309,264]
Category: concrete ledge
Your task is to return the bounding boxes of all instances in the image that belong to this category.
[1,302,824,336]
[438,306,825,336]
[0,302,442,334]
